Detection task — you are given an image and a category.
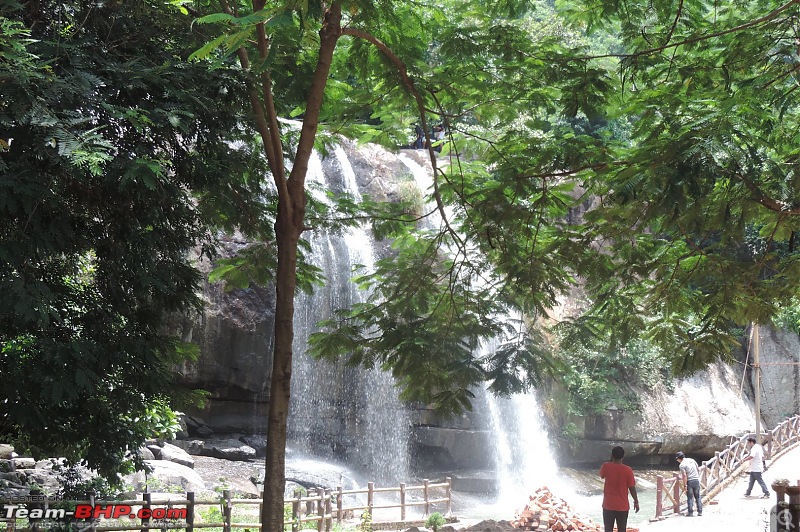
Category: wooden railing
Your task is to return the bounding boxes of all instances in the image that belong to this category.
[653,415,800,520]
[1,477,452,532]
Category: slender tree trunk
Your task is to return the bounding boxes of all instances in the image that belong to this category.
[261,3,342,530]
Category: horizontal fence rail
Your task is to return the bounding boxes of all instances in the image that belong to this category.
[654,415,800,520]
[1,477,452,532]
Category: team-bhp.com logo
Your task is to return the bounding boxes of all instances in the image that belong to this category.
[2,504,187,521]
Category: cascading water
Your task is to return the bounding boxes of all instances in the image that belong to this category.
[398,151,568,511]
[483,376,567,509]
[287,146,409,485]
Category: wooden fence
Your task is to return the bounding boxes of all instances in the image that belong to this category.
[653,415,800,520]
[2,478,452,532]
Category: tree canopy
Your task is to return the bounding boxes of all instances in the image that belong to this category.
[313,0,800,390]
[4,0,800,528]
[0,0,268,476]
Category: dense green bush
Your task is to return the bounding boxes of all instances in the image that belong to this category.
[559,338,671,416]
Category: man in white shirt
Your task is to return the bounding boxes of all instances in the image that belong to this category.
[743,436,770,498]
[676,452,703,516]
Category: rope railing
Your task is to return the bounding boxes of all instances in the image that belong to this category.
[653,414,800,520]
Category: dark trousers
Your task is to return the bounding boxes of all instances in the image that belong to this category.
[602,508,629,532]
[687,478,702,515]
[745,471,769,496]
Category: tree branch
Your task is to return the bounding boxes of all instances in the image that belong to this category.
[253,2,287,198]
[285,2,343,230]
[340,26,464,249]
[219,0,284,193]
[663,0,685,47]
[578,0,800,61]
[736,171,800,214]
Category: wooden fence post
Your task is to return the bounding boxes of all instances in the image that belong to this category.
[223,489,232,532]
[446,477,452,516]
[700,461,708,491]
[672,473,681,514]
[367,482,374,518]
[186,492,194,532]
[292,489,301,532]
[400,483,406,522]
[142,492,151,532]
[316,488,324,532]
[306,489,314,518]
[655,476,663,519]
[423,479,430,517]
[336,486,343,524]
[325,489,332,532]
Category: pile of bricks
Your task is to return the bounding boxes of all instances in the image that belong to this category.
[510,487,639,532]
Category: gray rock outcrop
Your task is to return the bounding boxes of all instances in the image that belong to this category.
[0,444,14,459]
[158,443,195,469]
[757,327,800,428]
[199,438,256,461]
[124,460,207,494]
[550,359,757,465]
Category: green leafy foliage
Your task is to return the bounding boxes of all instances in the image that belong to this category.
[557,336,672,415]
[773,299,800,337]
[426,512,446,532]
[545,0,800,371]
[0,0,267,478]
[5,0,797,508]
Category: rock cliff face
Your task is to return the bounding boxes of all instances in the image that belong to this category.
[757,327,800,428]
[175,139,796,481]
[174,240,275,433]
[545,327,800,466]
[547,359,757,466]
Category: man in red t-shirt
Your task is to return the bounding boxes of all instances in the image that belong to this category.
[600,446,639,532]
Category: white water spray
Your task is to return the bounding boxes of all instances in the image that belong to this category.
[288,147,409,485]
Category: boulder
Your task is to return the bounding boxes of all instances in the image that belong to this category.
[199,438,256,461]
[239,435,266,457]
[159,443,195,469]
[146,444,162,459]
[0,444,14,459]
[24,471,61,492]
[123,460,207,494]
[210,477,260,499]
[138,447,156,460]
[172,440,205,455]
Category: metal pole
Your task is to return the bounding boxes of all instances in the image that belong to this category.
[754,323,761,445]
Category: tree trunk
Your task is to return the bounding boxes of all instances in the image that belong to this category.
[260,3,342,531]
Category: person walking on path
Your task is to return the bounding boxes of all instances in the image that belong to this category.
[600,446,640,532]
[743,435,770,498]
[675,452,702,516]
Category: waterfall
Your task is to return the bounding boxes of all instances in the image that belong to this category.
[484,386,567,508]
[398,151,565,507]
[287,146,409,485]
